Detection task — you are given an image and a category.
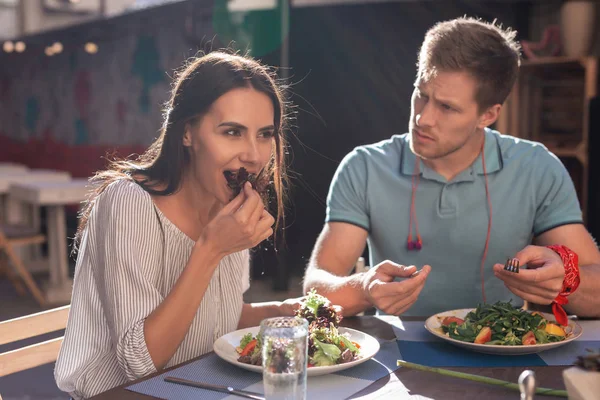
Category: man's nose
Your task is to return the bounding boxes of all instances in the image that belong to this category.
[416,101,436,128]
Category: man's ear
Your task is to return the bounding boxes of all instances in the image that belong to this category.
[478,104,501,129]
[183,123,193,147]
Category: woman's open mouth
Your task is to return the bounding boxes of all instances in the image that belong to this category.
[224,167,268,199]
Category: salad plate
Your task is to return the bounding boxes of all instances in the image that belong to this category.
[213,326,380,376]
[425,302,583,355]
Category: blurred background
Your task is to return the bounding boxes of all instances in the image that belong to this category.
[0,0,598,398]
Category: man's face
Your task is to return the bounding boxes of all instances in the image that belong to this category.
[409,70,486,160]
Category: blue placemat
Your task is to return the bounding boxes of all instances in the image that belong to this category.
[126,354,261,400]
[397,340,546,367]
[126,340,401,400]
[126,319,600,399]
[393,320,600,368]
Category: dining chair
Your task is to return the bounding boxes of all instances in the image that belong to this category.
[0,225,47,306]
[0,305,70,377]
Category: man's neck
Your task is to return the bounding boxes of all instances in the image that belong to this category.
[422,131,485,181]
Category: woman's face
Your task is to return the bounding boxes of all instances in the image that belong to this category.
[183,87,276,205]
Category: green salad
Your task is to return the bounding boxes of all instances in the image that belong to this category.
[236,290,361,367]
[439,301,570,346]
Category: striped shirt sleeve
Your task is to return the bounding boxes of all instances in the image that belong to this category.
[88,180,163,379]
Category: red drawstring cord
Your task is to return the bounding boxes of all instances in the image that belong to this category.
[408,161,422,250]
[480,139,492,303]
[408,136,492,302]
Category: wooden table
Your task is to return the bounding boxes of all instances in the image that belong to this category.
[90,316,569,399]
[8,179,92,304]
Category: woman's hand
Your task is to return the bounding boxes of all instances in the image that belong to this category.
[199,182,275,258]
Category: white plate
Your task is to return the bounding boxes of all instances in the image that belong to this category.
[213,326,380,376]
[424,308,583,355]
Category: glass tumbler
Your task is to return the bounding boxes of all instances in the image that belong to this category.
[260,316,308,400]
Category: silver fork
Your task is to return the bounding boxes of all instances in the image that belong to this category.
[504,258,520,273]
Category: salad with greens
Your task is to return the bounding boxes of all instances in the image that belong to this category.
[236,290,361,367]
[439,301,571,346]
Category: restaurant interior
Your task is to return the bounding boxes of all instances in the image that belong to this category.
[0,0,599,399]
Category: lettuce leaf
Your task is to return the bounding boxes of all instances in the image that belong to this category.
[337,336,358,352]
[312,349,337,366]
[239,333,254,349]
[313,338,341,363]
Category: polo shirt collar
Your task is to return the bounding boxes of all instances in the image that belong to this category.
[400,128,503,180]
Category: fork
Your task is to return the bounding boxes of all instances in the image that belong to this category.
[504,258,520,273]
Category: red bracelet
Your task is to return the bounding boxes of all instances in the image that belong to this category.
[546,245,580,326]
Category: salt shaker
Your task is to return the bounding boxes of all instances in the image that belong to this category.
[518,369,537,400]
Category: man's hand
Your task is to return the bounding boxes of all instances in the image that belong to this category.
[361,261,431,315]
[493,245,565,305]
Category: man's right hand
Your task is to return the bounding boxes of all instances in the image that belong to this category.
[361,261,431,315]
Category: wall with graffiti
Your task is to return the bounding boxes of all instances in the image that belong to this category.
[0,1,285,178]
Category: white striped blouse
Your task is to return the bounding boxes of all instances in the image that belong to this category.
[54,179,250,399]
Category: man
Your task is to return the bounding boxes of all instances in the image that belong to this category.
[303,17,600,319]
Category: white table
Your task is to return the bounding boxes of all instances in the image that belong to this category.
[0,162,28,174]
[1,170,73,275]
[1,169,72,225]
[8,179,93,304]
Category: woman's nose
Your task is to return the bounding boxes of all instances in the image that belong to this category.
[239,139,261,164]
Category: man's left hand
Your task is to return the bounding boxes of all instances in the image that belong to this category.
[493,245,564,305]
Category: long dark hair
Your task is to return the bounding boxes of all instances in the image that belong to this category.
[75,50,290,247]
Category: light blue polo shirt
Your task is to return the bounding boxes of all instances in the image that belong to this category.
[326,128,583,316]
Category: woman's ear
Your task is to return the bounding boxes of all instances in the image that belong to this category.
[183,123,193,147]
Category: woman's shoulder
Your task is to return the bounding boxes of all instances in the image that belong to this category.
[97,178,152,205]
[91,178,156,222]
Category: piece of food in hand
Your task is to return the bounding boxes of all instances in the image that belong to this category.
[224,167,269,199]
[296,289,342,329]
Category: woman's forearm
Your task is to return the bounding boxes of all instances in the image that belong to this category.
[237,302,285,329]
[144,241,222,370]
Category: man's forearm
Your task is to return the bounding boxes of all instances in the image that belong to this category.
[303,266,372,316]
[565,264,600,318]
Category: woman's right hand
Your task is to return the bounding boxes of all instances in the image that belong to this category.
[199,181,275,258]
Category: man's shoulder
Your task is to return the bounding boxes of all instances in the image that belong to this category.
[491,130,558,165]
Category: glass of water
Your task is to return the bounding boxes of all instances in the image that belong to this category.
[260,316,308,400]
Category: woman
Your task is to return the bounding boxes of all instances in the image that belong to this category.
[55,51,299,399]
